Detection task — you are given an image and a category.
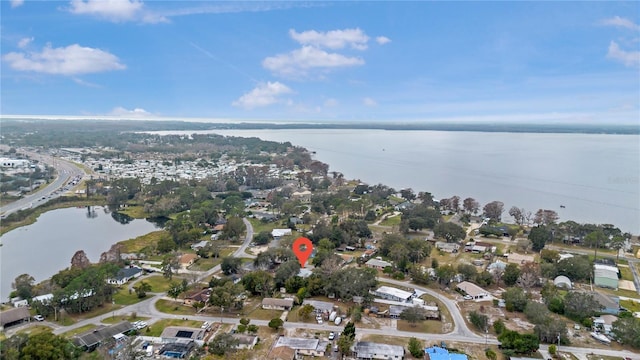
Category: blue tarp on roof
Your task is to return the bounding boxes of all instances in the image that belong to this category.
[425,346,468,360]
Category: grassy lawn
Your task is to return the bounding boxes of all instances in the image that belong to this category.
[16,325,54,336]
[155,299,198,315]
[146,319,204,337]
[618,265,634,281]
[65,303,123,323]
[586,356,623,360]
[117,206,147,219]
[397,319,446,333]
[113,287,145,306]
[60,324,97,338]
[598,287,640,300]
[620,299,640,312]
[189,248,234,271]
[380,215,401,227]
[142,274,178,293]
[248,307,285,321]
[248,218,278,235]
[117,230,168,253]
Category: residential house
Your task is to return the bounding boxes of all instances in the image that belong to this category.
[487,260,507,274]
[589,291,620,315]
[389,304,439,320]
[0,307,31,330]
[160,326,206,343]
[107,266,143,286]
[183,288,211,306]
[273,336,329,357]
[73,321,134,351]
[425,346,468,360]
[435,242,460,253]
[352,341,405,360]
[365,258,393,270]
[31,293,54,305]
[262,297,294,311]
[271,228,293,239]
[594,264,619,290]
[158,341,196,359]
[190,240,209,251]
[372,286,414,303]
[302,299,335,314]
[232,334,259,350]
[179,254,198,269]
[456,281,491,301]
[291,190,312,203]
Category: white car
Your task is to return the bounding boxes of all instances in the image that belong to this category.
[328,332,335,340]
[463,295,473,300]
[33,315,45,321]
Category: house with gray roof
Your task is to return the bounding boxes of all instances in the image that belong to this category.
[0,307,31,330]
[273,336,329,357]
[107,266,143,286]
[262,297,294,310]
[352,341,405,359]
[73,321,134,351]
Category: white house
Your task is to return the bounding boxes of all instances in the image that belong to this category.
[271,229,292,239]
[107,267,143,286]
[373,286,414,302]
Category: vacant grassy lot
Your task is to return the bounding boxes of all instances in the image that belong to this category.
[397,319,446,333]
[101,314,149,324]
[113,287,144,306]
[248,218,278,235]
[16,325,54,336]
[248,307,285,321]
[618,265,634,281]
[117,206,147,219]
[117,230,168,253]
[146,319,204,337]
[142,274,178,293]
[155,299,197,316]
[620,299,640,312]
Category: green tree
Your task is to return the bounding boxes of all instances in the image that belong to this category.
[493,319,506,335]
[502,263,521,286]
[529,226,552,252]
[208,333,239,356]
[503,287,528,312]
[19,332,82,360]
[134,281,152,298]
[524,301,550,325]
[241,270,274,297]
[268,318,283,331]
[221,257,242,275]
[399,306,426,327]
[222,216,246,241]
[12,273,35,300]
[564,292,603,322]
[498,330,539,354]
[298,304,315,320]
[408,337,423,358]
[253,230,273,245]
[275,261,301,287]
[548,344,557,355]
[247,324,259,334]
[433,222,466,242]
[167,282,182,301]
[209,281,245,311]
[555,256,592,281]
[469,310,489,331]
[611,317,640,349]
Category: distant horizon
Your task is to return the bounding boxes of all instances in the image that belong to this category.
[1,114,639,127]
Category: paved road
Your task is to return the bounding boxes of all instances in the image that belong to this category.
[0,151,85,216]
[377,277,479,339]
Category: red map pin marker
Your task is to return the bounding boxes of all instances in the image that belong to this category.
[292,237,313,267]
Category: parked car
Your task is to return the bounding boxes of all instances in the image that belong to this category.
[328,332,335,340]
[463,295,473,300]
[33,315,45,321]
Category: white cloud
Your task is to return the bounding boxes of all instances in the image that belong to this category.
[232,82,293,109]
[3,43,126,75]
[289,28,370,50]
[109,106,152,117]
[607,41,640,67]
[72,77,101,88]
[17,37,34,49]
[263,45,364,77]
[324,98,339,107]
[363,97,377,107]
[68,0,166,23]
[375,36,391,45]
[10,0,24,8]
[599,16,640,31]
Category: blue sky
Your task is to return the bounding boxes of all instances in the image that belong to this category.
[1,1,639,124]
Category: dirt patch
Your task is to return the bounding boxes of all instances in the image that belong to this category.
[247,245,269,256]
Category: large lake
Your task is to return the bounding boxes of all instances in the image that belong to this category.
[0,207,159,300]
[155,129,640,234]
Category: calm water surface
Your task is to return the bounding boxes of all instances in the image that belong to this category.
[158,129,639,234]
[0,206,158,300]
